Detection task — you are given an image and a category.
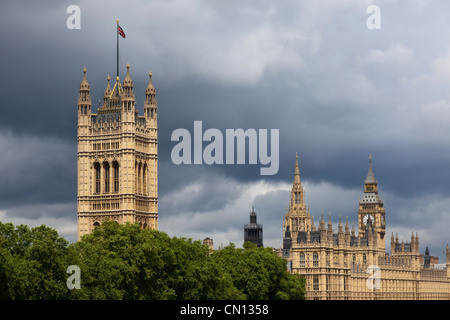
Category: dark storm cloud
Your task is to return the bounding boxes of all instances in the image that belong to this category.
[0,0,449,258]
[0,131,76,211]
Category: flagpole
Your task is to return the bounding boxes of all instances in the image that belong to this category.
[116,19,119,81]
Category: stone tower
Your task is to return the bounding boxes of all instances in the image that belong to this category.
[244,207,263,247]
[77,64,158,240]
[357,154,386,252]
[282,153,311,248]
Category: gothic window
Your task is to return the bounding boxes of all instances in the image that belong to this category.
[143,163,147,195]
[313,252,319,267]
[363,254,367,265]
[313,275,319,291]
[104,162,110,193]
[137,162,142,194]
[300,253,305,267]
[135,162,137,192]
[113,161,119,192]
[94,162,101,193]
[293,192,301,204]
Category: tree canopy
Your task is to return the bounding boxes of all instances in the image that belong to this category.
[0,221,305,300]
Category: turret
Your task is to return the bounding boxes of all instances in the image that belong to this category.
[415,232,419,253]
[411,231,415,252]
[78,67,91,124]
[338,216,344,244]
[345,217,350,244]
[144,70,157,120]
[103,75,111,106]
[311,216,316,231]
[121,63,136,118]
[319,214,326,242]
[327,214,333,243]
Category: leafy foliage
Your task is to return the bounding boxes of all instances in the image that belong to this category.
[0,221,305,300]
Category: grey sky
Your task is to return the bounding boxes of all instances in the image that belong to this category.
[0,0,449,261]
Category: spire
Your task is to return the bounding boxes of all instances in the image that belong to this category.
[146,70,155,93]
[145,70,157,108]
[311,216,316,231]
[123,62,133,88]
[365,153,377,184]
[319,213,325,231]
[294,152,300,184]
[103,75,111,102]
[249,206,257,224]
[79,67,90,92]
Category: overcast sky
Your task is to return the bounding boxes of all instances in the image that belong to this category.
[1,0,449,261]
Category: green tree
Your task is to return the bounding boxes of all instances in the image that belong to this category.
[68,220,242,300]
[0,221,305,300]
[0,222,70,299]
[211,241,305,300]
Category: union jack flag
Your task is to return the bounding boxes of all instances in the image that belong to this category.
[118,25,126,38]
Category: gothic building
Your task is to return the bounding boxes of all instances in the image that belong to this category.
[244,207,263,247]
[77,64,158,240]
[280,154,450,300]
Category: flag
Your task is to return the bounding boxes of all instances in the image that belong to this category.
[118,24,126,38]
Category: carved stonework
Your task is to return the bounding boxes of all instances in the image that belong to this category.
[77,65,158,240]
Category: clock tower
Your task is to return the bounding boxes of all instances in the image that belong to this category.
[358,154,386,251]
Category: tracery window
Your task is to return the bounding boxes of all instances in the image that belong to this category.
[94,162,101,193]
[113,161,119,192]
[300,253,305,267]
[313,252,319,267]
[104,162,110,193]
[143,163,147,195]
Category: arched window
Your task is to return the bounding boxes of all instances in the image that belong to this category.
[138,162,142,194]
[143,163,147,195]
[94,162,101,193]
[104,162,110,193]
[135,161,138,193]
[313,252,319,267]
[93,221,100,228]
[295,192,301,204]
[300,253,305,267]
[113,161,119,192]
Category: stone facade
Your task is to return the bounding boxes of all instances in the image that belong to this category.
[77,65,158,240]
[280,154,450,300]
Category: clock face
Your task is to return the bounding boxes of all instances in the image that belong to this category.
[363,214,374,226]
[381,215,385,227]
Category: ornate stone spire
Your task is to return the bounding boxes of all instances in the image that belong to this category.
[79,67,90,92]
[123,62,133,88]
[144,70,157,118]
[311,216,316,231]
[146,70,155,95]
[365,153,377,184]
[294,152,301,184]
[345,216,349,234]
[103,75,111,102]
